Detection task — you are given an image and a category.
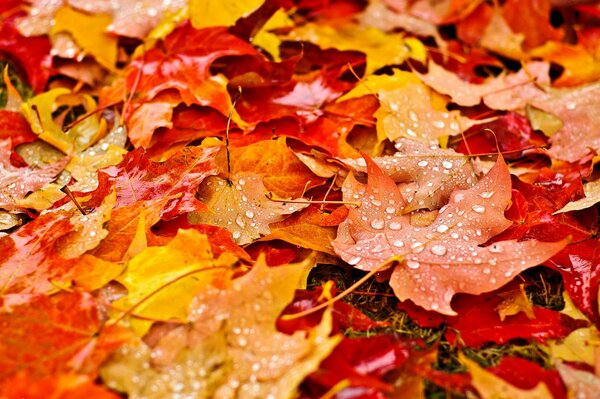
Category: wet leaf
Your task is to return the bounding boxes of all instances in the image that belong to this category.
[333,154,567,314]
[190,173,308,245]
[101,255,340,399]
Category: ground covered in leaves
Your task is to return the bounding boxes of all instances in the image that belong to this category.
[1,0,599,398]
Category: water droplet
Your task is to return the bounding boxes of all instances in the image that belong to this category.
[442,160,453,169]
[482,267,491,274]
[235,215,245,227]
[407,260,420,269]
[238,178,246,185]
[433,121,445,129]
[436,224,449,233]
[431,245,447,256]
[348,256,362,265]
[385,206,396,214]
[371,219,385,229]
[418,160,428,167]
[480,191,494,199]
[411,242,424,253]
[472,205,485,214]
[232,231,241,240]
[566,101,576,110]
[393,239,404,247]
[431,302,440,310]
[389,221,402,230]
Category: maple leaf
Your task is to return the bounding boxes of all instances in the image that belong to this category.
[0,291,130,381]
[112,22,258,118]
[487,357,567,397]
[190,173,308,245]
[0,14,52,93]
[416,60,551,109]
[555,361,600,399]
[0,212,77,295]
[226,137,326,198]
[97,145,218,219]
[51,6,118,69]
[1,373,120,399]
[333,154,568,314]
[0,139,67,211]
[462,355,553,398]
[100,255,340,399]
[342,138,478,212]
[554,179,600,214]
[286,21,426,75]
[112,228,238,336]
[376,82,485,145]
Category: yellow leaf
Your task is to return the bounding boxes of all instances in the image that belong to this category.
[72,255,125,291]
[554,179,600,214]
[526,104,564,137]
[52,6,118,70]
[21,90,108,155]
[252,9,294,61]
[21,88,72,153]
[16,183,65,211]
[337,68,421,102]
[550,327,600,366]
[462,355,553,398]
[287,23,426,74]
[495,284,535,321]
[189,0,264,29]
[112,229,238,336]
[101,254,340,399]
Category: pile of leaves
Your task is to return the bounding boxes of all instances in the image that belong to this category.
[1,0,600,397]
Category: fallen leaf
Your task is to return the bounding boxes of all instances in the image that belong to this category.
[98,145,218,219]
[287,22,426,74]
[227,137,325,198]
[462,355,553,398]
[496,284,536,321]
[0,212,77,295]
[555,361,600,399]
[333,154,568,314]
[189,0,264,29]
[190,173,308,245]
[113,228,238,336]
[101,255,340,399]
[1,372,121,399]
[51,6,118,69]
[0,139,67,211]
[0,291,130,381]
[342,138,478,212]
[554,179,600,214]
